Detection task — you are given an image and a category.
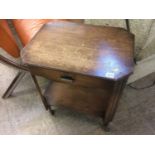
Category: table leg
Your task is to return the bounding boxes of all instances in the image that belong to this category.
[44,81,55,116]
[2,71,26,99]
[103,78,127,127]
[30,73,50,110]
[49,108,55,115]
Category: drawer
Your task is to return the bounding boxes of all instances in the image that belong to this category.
[29,65,114,89]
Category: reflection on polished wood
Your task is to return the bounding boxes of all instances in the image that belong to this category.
[22,21,134,81]
[21,21,134,127]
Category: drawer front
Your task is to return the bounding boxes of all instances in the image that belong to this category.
[29,65,114,89]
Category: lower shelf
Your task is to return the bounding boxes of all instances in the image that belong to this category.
[44,82,111,117]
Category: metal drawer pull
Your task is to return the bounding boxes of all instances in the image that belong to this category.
[60,75,74,83]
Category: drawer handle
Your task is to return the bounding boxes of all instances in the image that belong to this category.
[60,75,74,83]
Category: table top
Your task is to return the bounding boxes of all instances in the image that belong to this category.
[21,21,134,81]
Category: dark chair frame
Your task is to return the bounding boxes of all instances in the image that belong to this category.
[0,19,132,111]
[0,20,50,110]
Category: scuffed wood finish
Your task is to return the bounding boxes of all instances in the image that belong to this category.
[28,65,114,89]
[21,21,135,126]
[22,21,134,81]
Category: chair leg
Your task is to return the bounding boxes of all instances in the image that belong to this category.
[2,71,26,99]
[30,74,50,110]
[2,69,50,111]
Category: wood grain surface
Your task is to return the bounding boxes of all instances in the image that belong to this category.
[21,21,134,81]
[45,82,112,116]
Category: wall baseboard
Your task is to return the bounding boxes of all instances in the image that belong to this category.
[127,54,155,84]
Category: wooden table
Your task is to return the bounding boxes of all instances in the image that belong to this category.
[21,21,134,126]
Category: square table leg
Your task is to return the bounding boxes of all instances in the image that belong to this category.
[30,73,50,110]
[103,78,128,126]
